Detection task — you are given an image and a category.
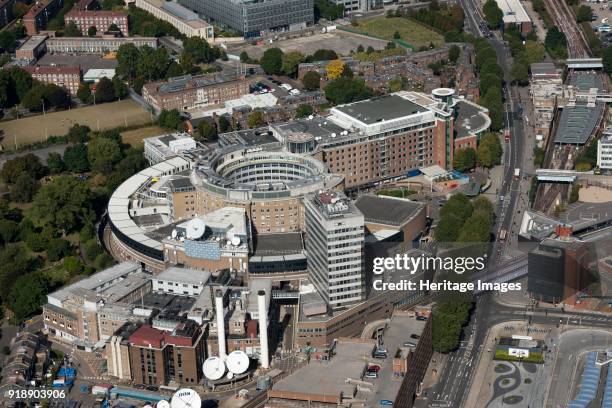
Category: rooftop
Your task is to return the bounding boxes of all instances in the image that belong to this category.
[219,128,280,149]
[454,99,491,139]
[154,266,212,286]
[147,74,243,95]
[570,73,603,91]
[270,340,376,403]
[252,232,304,255]
[354,195,424,227]
[554,102,604,145]
[334,94,426,125]
[531,63,560,78]
[16,35,47,53]
[495,0,531,24]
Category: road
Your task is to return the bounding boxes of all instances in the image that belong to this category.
[0,144,68,167]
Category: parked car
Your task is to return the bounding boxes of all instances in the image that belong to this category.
[416,315,427,321]
[410,334,421,339]
[365,371,378,379]
[403,341,417,347]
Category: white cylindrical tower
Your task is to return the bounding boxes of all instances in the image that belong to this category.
[257,290,269,369]
[215,289,227,360]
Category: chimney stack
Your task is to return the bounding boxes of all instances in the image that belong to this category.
[215,289,226,359]
[257,290,269,369]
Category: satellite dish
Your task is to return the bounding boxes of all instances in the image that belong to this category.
[226,350,249,374]
[186,218,206,240]
[171,389,201,408]
[203,356,226,380]
[226,371,234,380]
[171,229,178,239]
[157,402,170,408]
[231,236,241,246]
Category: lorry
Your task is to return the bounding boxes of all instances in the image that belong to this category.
[514,168,520,180]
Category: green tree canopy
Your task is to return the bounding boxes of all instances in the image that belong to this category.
[449,44,461,64]
[309,49,338,61]
[94,76,116,103]
[7,272,49,321]
[260,48,284,75]
[0,153,46,184]
[453,147,476,172]
[87,137,122,173]
[247,111,265,128]
[440,193,473,223]
[10,173,39,203]
[197,121,218,142]
[302,71,321,91]
[324,77,373,105]
[282,51,305,77]
[296,104,314,118]
[77,82,92,103]
[158,109,183,129]
[30,175,93,233]
[47,152,65,174]
[88,26,97,37]
[63,143,90,173]
[65,21,81,36]
[483,0,503,28]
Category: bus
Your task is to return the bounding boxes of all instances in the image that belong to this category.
[499,228,507,242]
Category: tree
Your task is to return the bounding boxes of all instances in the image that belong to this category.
[88,26,97,37]
[77,83,92,103]
[63,143,90,173]
[457,212,491,242]
[282,51,305,77]
[47,152,65,174]
[440,193,473,223]
[260,48,284,75]
[432,299,472,352]
[181,37,213,64]
[388,77,403,92]
[108,23,120,32]
[46,238,72,262]
[569,183,580,203]
[116,43,140,80]
[511,61,529,85]
[112,76,128,99]
[10,173,38,203]
[1,154,46,183]
[472,196,495,222]
[67,124,91,144]
[545,27,568,59]
[158,109,183,129]
[218,116,231,132]
[11,1,29,19]
[247,111,265,128]
[63,256,84,276]
[453,147,476,172]
[477,132,502,167]
[434,214,463,243]
[310,49,338,61]
[314,0,344,21]
[94,77,116,103]
[87,137,122,173]
[7,272,49,321]
[302,71,321,91]
[64,21,82,37]
[197,121,218,142]
[240,51,250,63]
[324,77,373,105]
[21,84,45,111]
[30,175,93,233]
[483,0,503,28]
[136,47,171,81]
[0,220,20,244]
[449,44,461,64]
[357,45,364,53]
[604,46,612,73]
[576,5,592,22]
[165,61,183,79]
[326,59,346,80]
[43,84,71,109]
[296,104,314,118]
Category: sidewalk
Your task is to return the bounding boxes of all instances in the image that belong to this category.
[464,320,558,408]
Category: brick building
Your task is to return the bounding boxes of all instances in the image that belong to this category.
[23,65,81,95]
[64,10,129,36]
[128,322,206,386]
[142,74,250,112]
[23,0,63,35]
[46,35,157,53]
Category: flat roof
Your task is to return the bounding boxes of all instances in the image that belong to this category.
[154,266,211,286]
[495,0,531,24]
[354,195,424,227]
[531,63,559,77]
[570,72,603,91]
[334,94,427,125]
[271,340,375,400]
[454,100,491,139]
[554,102,604,145]
[252,232,304,255]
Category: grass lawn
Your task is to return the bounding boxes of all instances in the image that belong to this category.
[494,349,544,364]
[350,17,444,49]
[121,125,166,147]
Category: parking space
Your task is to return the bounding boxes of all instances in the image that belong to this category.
[580,0,612,44]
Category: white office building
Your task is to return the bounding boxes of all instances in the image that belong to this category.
[304,190,365,311]
[143,132,196,165]
[597,133,612,170]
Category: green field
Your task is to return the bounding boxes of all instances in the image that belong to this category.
[351,17,444,49]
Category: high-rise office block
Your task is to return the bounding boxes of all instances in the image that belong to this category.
[304,190,365,311]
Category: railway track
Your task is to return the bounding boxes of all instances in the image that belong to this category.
[542,0,590,58]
